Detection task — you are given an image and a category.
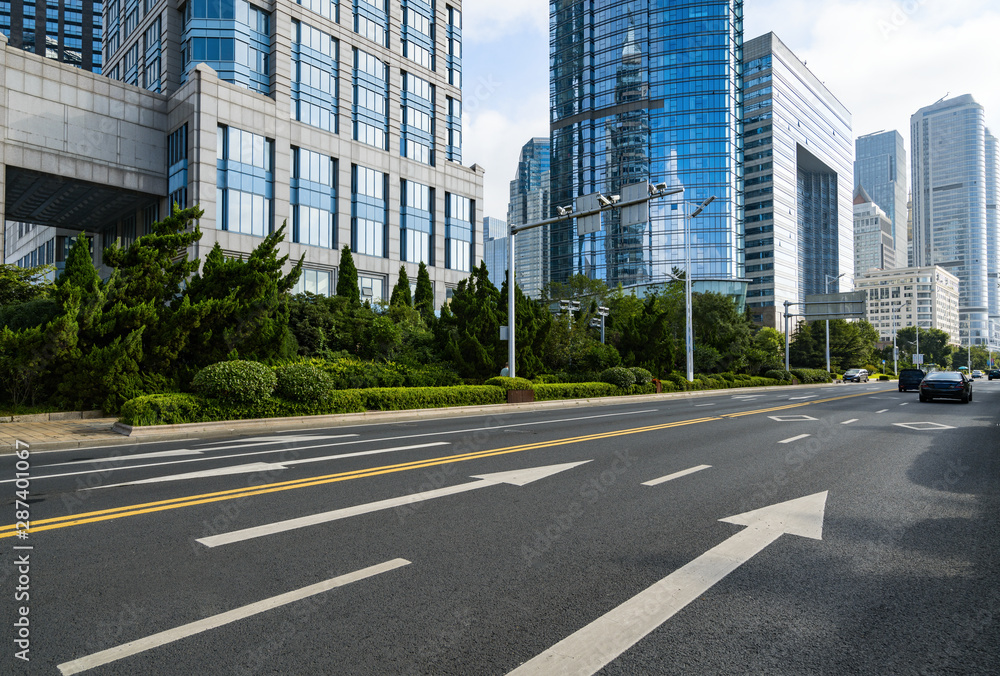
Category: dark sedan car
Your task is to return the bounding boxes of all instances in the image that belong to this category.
[989,369,1000,381]
[919,371,973,403]
[898,368,925,392]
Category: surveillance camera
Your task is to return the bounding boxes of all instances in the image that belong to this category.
[597,195,612,207]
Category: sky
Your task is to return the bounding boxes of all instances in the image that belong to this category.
[462,0,1000,221]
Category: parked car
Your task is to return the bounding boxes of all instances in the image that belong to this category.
[843,368,869,383]
[972,370,984,379]
[898,368,926,392]
[989,369,1000,381]
[919,371,973,403]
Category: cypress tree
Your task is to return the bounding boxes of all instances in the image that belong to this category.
[389,266,412,307]
[336,245,360,304]
[414,261,434,320]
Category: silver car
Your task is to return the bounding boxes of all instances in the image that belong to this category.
[843,368,869,383]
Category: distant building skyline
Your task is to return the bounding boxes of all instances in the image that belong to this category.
[742,32,854,329]
[508,137,549,299]
[854,130,908,269]
[910,94,996,349]
[482,215,508,289]
[853,185,895,275]
[855,265,961,346]
[547,0,745,295]
[0,0,103,72]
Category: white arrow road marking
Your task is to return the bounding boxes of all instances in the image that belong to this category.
[642,465,711,487]
[44,449,207,466]
[56,558,410,676]
[893,422,956,431]
[768,415,817,422]
[197,460,592,548]
[507,492,828,676]
[778,434,811,444]
[85,443,452,489]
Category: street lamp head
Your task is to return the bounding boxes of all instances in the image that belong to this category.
[690,195,716,218]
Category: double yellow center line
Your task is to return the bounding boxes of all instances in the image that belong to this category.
[0,389,875,538]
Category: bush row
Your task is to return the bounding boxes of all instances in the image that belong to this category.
[789,368,833,384]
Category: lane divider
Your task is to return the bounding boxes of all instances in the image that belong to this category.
[0,390,879,538]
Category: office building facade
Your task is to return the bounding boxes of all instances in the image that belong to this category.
[742,33,853,329]
[910,94,995,348]
[0,0,103,72]
[854,130,907,268]
[855,265,960,346]
[482,215,507,288]
[548,1,745,295]
[507,137,549,299]
[987,131,999,347]
[854,185,894,274]
[3,2,483,312]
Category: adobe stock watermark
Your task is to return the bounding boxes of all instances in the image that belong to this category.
[878,0,930,39]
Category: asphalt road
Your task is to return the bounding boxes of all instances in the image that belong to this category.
[2,380,999,675]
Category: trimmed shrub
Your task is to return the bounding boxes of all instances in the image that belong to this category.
[405,364,463,387]
[191,360,277,405]
[532,374,562,384]
[790,368,832,384]
[319,358,407,389]
[879,375,890,381]
[484,376,535,391]
[628,367,653,385]
[275,363,333,402]
[359,386,505,410]
[119,394,202,426]
[600,367,635,389]
[533,382,619,401]
[764,369,793,382]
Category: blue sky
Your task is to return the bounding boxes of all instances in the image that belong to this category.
[463,0,1000,220]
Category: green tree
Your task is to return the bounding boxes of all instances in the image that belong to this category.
[606,281,685,376]
[895,326,952,368]
[0,263,54,306]
[185,222,303,366]
[336,246,360,304]
[744,327,785,376]
[691,291,752,373]
[414,261,435,321]
[389,266,412,307]
[435,261,503,378]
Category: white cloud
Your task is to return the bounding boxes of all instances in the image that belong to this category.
[463,1,549,44]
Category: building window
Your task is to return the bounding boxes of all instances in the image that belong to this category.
[402,179,433,264]
[291,19,338,132]
[183,0,273,96]
[354,0,387,48]
[143,17,161,92]
[143,203,160,235]
[353,48,388,149]
[446,5,461,86]
[402,0,433,69]
[168,124,188,209]
[297,0,337,22]
[446,97,461,162]
[291,147,335,249]
[401,71,434,165]
[292,268,333,296]
[359,275,385,303]
[217,125,274,237]
[446,193,472,272]
[352,165,386,257]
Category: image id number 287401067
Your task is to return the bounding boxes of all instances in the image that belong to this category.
[12,439,32,663]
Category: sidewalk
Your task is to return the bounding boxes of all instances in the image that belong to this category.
[0,382,853,454]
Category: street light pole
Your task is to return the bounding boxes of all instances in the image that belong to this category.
[824,273,846,375]
[505,184,682,378]
[685,196,715,382]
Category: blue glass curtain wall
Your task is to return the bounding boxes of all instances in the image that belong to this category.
[291,20,339,132]
[217,125,274,237]
[183,0,273,96]
[291,147,336,249]
[401,179,433,264]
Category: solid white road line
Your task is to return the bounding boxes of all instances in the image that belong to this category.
[899,403,909,406]
[642,465,711,487]
[841,419,858,425]
[877,409,889,413]
[788,395,817,401]
[56,558,410,676]
[86,443,452,489]
[507,493,828,676]
[778,434,811,444]
[694,403,716,407]
[197,461,591,548]
[43,449,206,466]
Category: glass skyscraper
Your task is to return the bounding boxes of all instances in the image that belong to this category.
[854,130,907,270]
[741,33,853,329]
[508,137,550,299]
[1,0,103,73]
[911,94,995,349]
[548,0,744,292]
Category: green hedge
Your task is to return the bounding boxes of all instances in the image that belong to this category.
[358,386,504,411]
[790,368,833,384]
[600,367,635,388]
[275,363,334,402]
[119,390,367,426]
[763,369,793,382]
[483,376,535,391]
[628,367,653,385]
[533,382,619,401]
[191,360,277,405]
